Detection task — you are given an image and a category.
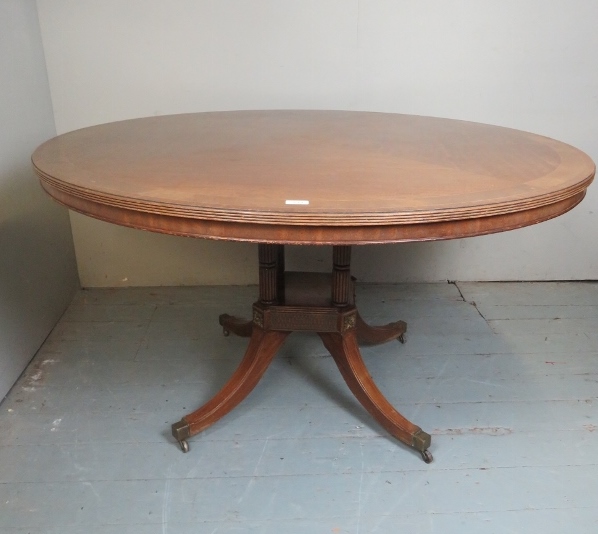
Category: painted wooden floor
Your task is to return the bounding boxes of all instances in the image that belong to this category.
[0,282,597,533]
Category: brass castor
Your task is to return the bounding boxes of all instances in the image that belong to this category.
[179,440,189,453]
[421,449,433,463]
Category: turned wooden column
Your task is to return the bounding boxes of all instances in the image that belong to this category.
[331,245,352,307]
[277,245,285,303]
[258,244,283,305]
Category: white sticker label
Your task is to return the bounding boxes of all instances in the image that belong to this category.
[285,200,309,205]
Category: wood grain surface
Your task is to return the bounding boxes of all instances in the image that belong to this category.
[32,111,595,244]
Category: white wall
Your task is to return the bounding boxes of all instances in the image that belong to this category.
[36,0,598,285]
[0,1,79,399]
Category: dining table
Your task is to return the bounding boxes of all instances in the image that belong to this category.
[32,110,595,462]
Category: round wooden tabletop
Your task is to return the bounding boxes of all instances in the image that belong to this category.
[32,111,595,244]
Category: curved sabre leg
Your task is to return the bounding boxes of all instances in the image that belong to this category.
[172,327,289,451]
[356,311,407,345]
[318,330,432,462]
[219,313,253,337]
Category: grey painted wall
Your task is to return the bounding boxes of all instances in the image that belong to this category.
[0,1,79,400]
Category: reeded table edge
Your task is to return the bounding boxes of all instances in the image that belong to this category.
[33,163,594,228]
[32,110,596,245]
[39,178,587,245]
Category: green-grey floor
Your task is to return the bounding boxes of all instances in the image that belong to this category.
[1,282,597,533]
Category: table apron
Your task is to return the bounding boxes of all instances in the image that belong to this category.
[41,181,585,245]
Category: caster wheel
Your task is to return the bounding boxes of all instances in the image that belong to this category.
[179,440,189,453]
[421,449,433,463]
[398,334,406,344]
[223,328,230,337]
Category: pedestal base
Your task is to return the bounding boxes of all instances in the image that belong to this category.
[171,245,432,463]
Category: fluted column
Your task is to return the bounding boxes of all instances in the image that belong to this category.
[331,245,352,307]
[277,244,285,303]
[258,244,282,305]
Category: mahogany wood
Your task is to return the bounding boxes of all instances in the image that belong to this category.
[283,272,342,307]
[36,181,589,244]
[32,111,595,462]
[355,312,407,345]
[32,111,595,245]
[276,245,285,302]
[332,246,352,306]
[218,314,252,338]
[318,330,430,453]
[199,248,426,460]
[258,244,280,305]
[172,327,289,443]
